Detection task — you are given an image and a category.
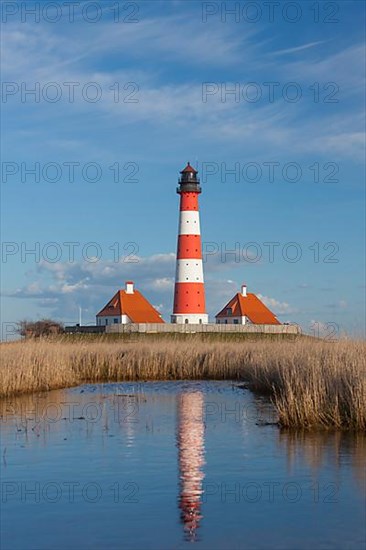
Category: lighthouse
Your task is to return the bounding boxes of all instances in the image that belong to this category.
[171,163,208,324]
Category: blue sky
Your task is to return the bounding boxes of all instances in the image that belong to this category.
[1,0,365,338]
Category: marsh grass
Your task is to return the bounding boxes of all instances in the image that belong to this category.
[1,337,365,429]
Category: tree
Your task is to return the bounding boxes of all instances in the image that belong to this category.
[17,319,64,338]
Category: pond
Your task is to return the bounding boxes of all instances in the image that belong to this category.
[1,381,365,549]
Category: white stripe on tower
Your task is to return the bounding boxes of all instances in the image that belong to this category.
[178,211,201,235]
[175,259,204,283]
[171,163,208,324]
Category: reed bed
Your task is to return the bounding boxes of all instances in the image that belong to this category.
[1,338,365,429]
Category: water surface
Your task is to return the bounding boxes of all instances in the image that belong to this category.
[1,381,365,549]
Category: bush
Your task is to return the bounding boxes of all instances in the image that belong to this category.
[17,319,64,338]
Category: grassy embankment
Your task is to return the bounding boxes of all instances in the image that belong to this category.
[1,335,365,430]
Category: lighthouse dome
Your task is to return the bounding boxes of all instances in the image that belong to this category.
[180,162,198,174]
[179,162,200,185]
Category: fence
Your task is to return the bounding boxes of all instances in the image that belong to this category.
[105,323,300,335]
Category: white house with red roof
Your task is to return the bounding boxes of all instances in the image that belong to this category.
[216,284,280,325]
[96,281,164,326]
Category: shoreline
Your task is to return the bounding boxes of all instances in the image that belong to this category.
[1,337,365,430]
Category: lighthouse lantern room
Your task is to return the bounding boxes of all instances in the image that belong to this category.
[171,163,208,324]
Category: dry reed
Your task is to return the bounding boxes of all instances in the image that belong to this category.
[1,337,365,429]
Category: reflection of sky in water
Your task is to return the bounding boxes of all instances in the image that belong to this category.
[1,381,365,550]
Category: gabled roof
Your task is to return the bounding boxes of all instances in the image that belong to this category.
[216,293,280,325]
[180,162,198,174]
[97,289,164,323]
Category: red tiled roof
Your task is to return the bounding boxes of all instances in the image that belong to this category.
[180,162,198,174]
[216,293,280,325]
[97,289,164,323]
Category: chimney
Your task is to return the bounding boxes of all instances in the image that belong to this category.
[125,281,134,294]
[241,284,247,297]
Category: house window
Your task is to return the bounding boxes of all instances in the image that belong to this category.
[185,319,189,324]
[114,318,118,324]
[226,308,232,316]
[234,319,239,324]
[224,320,227,324]
[199,319,202,324]
[105,319,108,325]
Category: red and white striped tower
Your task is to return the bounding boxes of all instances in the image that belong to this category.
[171,163,208,324]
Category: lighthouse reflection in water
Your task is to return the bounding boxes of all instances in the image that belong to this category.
[177,391,206,542]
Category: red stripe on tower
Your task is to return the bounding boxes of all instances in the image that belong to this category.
[171,163,208,324]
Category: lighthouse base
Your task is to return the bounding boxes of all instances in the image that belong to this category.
[171,314,209,325]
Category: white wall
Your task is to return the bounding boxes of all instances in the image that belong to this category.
[96,315,130,326]
[216,316,246,325]
[171,314,209,324]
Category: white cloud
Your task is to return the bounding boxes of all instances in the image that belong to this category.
[309,131,365,161]
[257,294,296,315]
[326,300,348,310]
[281,44,365,94]
[3,252,248,321]
[2,19,364,161]
[147,278,174,291]
[1,14,256,78]
[270,41,325,56]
